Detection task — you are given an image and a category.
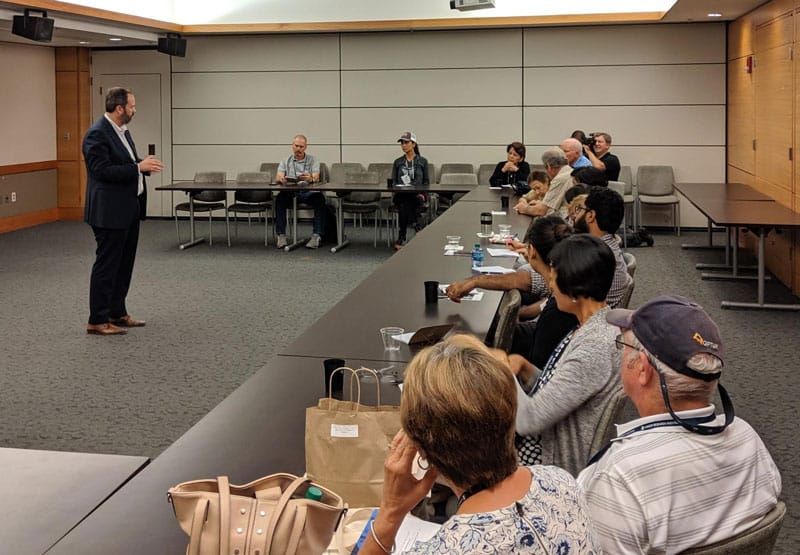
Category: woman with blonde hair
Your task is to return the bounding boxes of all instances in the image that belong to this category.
[360,334,600,554]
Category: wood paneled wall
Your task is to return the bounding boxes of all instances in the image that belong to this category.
[55,47,91,220]
[728,0,800,294]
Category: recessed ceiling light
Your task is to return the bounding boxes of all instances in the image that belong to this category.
[79,41,90,45]
[707,13,722,17]
[109,37,122,41]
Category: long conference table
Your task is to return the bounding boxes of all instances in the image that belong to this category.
[157,180,483,253]
[46,185,523,554]
[675,183,800,310]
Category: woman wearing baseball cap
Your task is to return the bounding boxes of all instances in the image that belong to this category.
[390,131,429,250]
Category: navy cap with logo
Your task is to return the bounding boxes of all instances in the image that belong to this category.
[606,294,724,380]
[606,294,734,436]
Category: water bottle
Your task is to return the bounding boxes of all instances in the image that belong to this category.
[472,243,484,268]
[305,486,323,501]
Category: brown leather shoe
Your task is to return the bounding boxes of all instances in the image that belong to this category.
[109,315,146,327]
[86,322,127,335]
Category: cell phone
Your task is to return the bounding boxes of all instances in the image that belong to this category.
[148,144,156,156]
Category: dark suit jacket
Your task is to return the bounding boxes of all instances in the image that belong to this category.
[83,116,147,229]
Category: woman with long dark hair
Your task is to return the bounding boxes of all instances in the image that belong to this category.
[391,131,429,250]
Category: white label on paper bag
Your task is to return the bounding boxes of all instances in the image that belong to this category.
[331,424,359,438]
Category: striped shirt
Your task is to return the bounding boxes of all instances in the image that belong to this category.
[577,407,781,554]
[600,233,628,308]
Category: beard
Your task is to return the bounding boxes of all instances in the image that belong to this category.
[120,110,133,125]
[573,215,589,234]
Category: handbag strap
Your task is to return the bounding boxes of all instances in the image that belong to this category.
[217,476,231,555]
[186,498,209,555]
[262,475,311,554]
[285,504,307,553]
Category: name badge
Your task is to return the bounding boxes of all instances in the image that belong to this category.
[401,174,411,185]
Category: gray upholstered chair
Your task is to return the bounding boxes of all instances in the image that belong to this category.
[259,162,278,180]
[478,163,496,186]
[622,251,637,277]
[367,163,393,186]
[636,165,680,236]
[341,172,382,246]
[679,501,786,555]
[174,172,230,247]
[608,180,636,246]
[617,274,635,309]
[484,289,522,352]
[438,163,475,183]
[230,172,272,246]
[329,163,365,185]
[588,386,630,457]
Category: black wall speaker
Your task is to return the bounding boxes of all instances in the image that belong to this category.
[12,9,54,42]
[157,35,187,57]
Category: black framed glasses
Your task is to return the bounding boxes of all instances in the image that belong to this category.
[574,205,588,214]
[614,333,640,351]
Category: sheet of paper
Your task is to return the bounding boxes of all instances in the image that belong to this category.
[438,284,484,301]
[395,515,442,551]
[486,247,519,257]
[474,265,515,275]
[491,210,507,216]
[393,332,415,344]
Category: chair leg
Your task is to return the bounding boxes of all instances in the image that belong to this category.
[174,210,182,244]
[208,211,213,246]
[675,203,681,237]
[225,207,231,247]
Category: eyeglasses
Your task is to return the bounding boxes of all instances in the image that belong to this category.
[614,333,640,351]
[573,205,588,214]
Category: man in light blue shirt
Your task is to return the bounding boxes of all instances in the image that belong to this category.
[274,134,325,249]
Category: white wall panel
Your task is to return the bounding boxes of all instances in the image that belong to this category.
[173,72,340,108]
[172,145,343,181]
[342,68,520,107]
[524,65,726,106]
[523,23,725,66]
[524,106,724,146]
[341,29,521,69]
[173,109,340,145]
[172,35,340,72]
[342,108,521,145]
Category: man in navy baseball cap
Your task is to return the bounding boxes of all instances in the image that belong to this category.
[578,295,782,554]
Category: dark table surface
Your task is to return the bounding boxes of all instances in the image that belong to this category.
[280,200,530,363]
[47,356,402,555]
[681,199,800,228]
[0,448,148,554]
[674,182,775,202]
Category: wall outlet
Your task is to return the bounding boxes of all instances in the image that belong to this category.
[11,192,16,202]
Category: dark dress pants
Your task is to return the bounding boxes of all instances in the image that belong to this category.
[89,219,140,324]
[393,192,422,242]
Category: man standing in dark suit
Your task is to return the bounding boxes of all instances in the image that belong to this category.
[83,87,163,335]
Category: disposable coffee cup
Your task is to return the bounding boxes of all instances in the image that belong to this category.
[424,280,439,304]
[500,196,509,210]
[323,358,345,397]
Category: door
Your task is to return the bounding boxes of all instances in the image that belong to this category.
[94,74,164,217]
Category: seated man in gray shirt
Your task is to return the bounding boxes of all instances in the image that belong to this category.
[274,134,326,249]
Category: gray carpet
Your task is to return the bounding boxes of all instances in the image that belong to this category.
[0,220,798,553]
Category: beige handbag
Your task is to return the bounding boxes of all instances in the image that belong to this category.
[306,367,401,508]
[168,473,347,555]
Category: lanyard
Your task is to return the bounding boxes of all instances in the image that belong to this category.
[587,413,717,466]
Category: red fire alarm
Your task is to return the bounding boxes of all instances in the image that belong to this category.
[745,55,753,73]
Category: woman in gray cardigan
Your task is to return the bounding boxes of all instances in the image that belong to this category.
[513,234,622,476]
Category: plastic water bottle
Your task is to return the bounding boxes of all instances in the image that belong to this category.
[472,243,484,268]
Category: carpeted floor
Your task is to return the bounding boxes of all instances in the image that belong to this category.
[0,219,798,553]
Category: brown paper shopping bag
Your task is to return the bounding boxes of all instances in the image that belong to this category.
[305,367,401,508]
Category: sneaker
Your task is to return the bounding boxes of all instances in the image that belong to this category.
[276,235,287,249]
[305,233,321,249]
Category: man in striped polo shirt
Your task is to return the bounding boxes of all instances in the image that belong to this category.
[578,295,781,553]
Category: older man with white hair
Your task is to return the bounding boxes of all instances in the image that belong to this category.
[514,147,572,218]
[560,137,592,169]
[578,295,781,554]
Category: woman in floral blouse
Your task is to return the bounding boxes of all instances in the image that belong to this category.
[360,334,601,554]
